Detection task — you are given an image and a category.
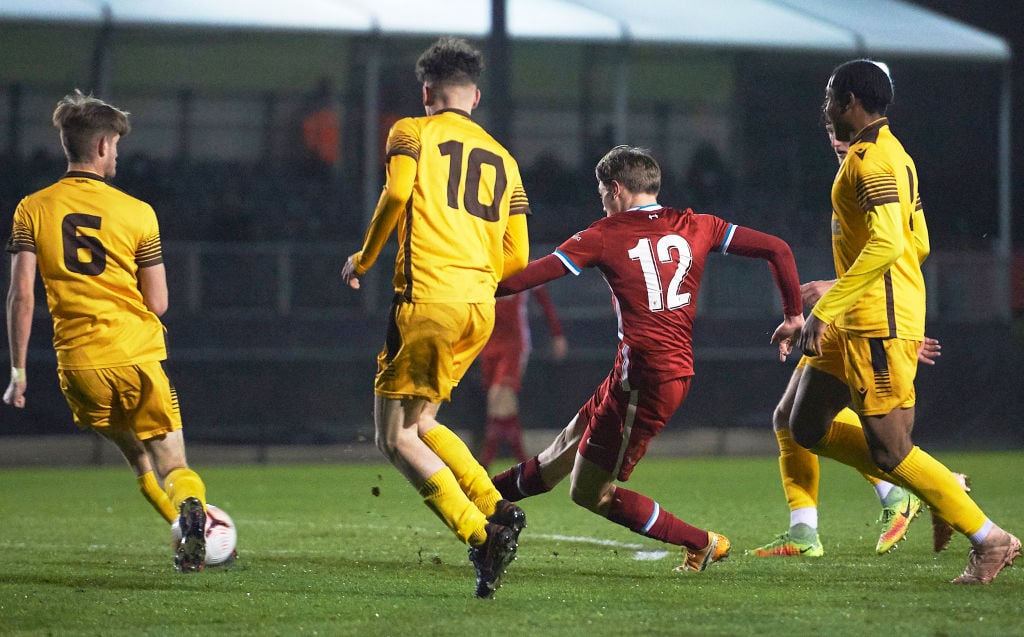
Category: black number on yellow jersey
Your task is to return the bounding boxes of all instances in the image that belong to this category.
[439,140,507,222]
[61,213,107,275]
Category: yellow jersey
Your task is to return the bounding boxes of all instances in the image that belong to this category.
[351,109,530,303]
[6,171,167,369]
[813,119,928,340]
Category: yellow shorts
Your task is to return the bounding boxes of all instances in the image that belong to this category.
[839,333,919,416]
[375,299,494,402]
[58,361,183,440]
[797,323,846,382]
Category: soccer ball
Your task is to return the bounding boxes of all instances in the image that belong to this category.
[170,503,238,566]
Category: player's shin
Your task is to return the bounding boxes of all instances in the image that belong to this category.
[889,447,988,537]
[422,424,501,517]
[138,470,177,523]
[419,467,489,545]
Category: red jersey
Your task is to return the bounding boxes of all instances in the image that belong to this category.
[552,206,733,378]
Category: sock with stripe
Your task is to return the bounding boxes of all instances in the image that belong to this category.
[491,456,550,502]
[606,487,709,550]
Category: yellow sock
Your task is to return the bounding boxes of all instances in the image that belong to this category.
[811,418,892,482]
[137,471,177,523]
[830,408,882,486]
[421,425,501,518]
[777,429,818,510]
[889,446,987,536]
[164,467,206,511]
[419,467,488,546]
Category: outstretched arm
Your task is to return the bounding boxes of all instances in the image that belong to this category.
[496,254,570,297]
[724,226,802,317]
[722,226,804,361]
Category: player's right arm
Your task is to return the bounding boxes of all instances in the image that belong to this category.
[496,254,569,297]
[342,123,418,290]
[4,251,36,408]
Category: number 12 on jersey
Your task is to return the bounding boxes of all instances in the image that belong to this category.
[627,235,693,312]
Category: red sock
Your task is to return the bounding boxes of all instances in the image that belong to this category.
[491,456,549,502]
[606,487,708,550]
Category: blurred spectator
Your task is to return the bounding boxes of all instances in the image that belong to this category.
[299,76,341,178]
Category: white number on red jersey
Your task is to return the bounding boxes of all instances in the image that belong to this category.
[626,234,694,312]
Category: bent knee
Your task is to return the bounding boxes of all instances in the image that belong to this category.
[568,484,599,512]
[772,404,792,433]
[791,427,822,450]
[870,449,905,474]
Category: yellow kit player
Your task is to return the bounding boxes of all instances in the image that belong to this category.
[4,90,209,572]
[794,59,1019,584]
[342,36,530,598]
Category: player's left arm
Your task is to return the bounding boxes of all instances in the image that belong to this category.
[721,226,804,361]
[721,226,802,318]
[4,251,36,408]
[501,211,530,279]
[918,336,940,365]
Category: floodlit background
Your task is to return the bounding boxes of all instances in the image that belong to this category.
[1,0,1021,459]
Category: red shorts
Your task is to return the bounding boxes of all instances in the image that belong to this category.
[576,349,692,481]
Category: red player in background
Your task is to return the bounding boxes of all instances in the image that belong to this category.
[478,287,568,469]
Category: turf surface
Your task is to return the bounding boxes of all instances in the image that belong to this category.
[1,451,1021,636]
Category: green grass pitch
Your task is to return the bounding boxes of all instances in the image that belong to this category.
[1,451,1021,636]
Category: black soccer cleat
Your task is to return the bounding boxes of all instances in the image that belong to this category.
[174,497,207,573]
[489,499,527,543]
[468,522,518,599]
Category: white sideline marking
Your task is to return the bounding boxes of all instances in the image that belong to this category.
[532,533,670,561]
[192,521,675,561]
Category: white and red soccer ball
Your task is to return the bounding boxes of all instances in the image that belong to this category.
[170,503,238,566]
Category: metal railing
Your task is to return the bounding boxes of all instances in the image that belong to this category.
[160,241,1008,323]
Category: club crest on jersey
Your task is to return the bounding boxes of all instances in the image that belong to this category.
[648,213,659,220]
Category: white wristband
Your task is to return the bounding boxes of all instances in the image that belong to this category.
[11,367,26,383]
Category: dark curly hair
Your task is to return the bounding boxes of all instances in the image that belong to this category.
[827,59,894,116]
[415,36,484,87]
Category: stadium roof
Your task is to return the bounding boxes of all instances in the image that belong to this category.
[0,0,1011,62]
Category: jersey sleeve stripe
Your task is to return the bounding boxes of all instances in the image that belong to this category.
[716,223,737,254]
[135,236,164,267]
[553,249,582,276]
[857,173,900,208]
[5,225,36,253]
